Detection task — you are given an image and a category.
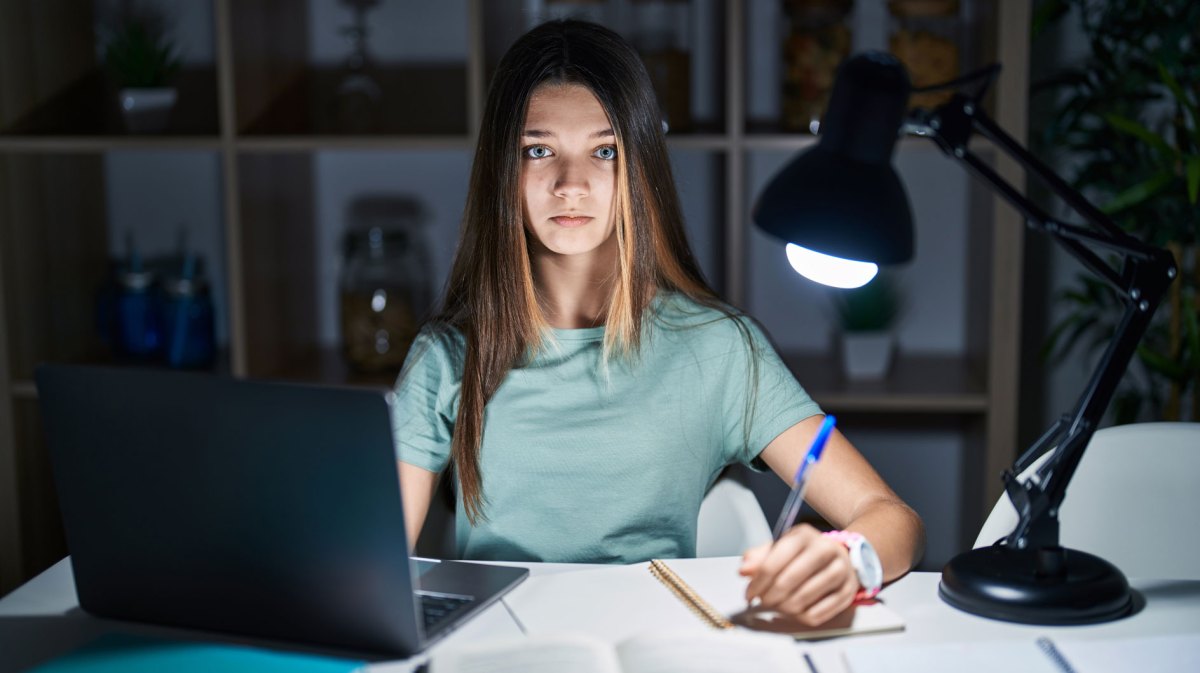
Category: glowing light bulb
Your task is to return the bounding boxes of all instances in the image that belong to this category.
[784,243,878,289]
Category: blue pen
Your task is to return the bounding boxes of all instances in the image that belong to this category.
[772,415,836,540]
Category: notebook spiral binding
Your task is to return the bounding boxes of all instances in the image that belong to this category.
[1036,637,1079,673]
[648,560,734,630]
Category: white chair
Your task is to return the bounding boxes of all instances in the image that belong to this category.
[974,422,1200,580]
[696,478,773,557]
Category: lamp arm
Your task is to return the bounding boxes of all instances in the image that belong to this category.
[911,94,1178,552]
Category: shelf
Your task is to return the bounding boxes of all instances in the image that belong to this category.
[6,352,234,403]
[0,0,1030,586]
[0,68,220,138]
[265,347,398,392]
[783,352,988,414]
[0,137,224,152]
[235,136,475,152]
[665,135,731,151]
[240,66,469,137]
[738,134,992,154]
[230,134,729,153]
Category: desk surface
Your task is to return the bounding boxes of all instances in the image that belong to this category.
[2,559,1198,673]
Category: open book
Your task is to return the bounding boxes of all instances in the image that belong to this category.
[431,630,803,673]
[502,556,904,644]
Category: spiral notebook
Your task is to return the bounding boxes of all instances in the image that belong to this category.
[505,556,905,643]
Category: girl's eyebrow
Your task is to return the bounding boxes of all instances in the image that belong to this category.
[522,128,615,139]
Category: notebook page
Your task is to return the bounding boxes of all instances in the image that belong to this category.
[842,641,1061,673]
[431,634,621,673]
[1055,634,1200,673]
[615,630,802,673]
[503,563,712,643]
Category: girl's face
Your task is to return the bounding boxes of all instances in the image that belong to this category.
[520,83,618,262]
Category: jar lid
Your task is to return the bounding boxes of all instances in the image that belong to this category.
[164,276,208,298]
[344,196,427,254]
[344,224,414,256]
[118,269,155,291]
[348,196,426,229]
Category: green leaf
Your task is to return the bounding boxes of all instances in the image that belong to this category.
[1104,114,1178,157]
[1158,62,1200,132]
[1031,0,1070,40]
[1187,156,1200,205]
[1101,172,1174,214]
[1137,345,1185,380]
[832,275,903,332]
[1043,314,1099,361]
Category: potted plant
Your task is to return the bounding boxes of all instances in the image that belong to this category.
[100,3,182,133]
[1034,0,1199,422]
[832,273,903,380]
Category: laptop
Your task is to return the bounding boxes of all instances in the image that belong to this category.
[35,364,528,657]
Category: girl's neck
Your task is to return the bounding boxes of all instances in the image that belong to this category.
[531,240,618,329]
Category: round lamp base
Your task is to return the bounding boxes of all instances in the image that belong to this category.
[939,545,1133,625]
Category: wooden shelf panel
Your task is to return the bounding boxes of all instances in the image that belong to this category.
[263,347,397,392]
[783,352,988,414]
[0,137,223,152]
[240,66,470,137]
[0,68,220,137]
[8,351,234,401]
[235,136,473,152]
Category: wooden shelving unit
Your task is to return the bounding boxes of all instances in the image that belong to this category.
[0,0,1030,591]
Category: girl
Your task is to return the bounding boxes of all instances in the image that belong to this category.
[393,19,923,626]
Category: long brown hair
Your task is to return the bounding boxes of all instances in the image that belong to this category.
[434,20,734,523]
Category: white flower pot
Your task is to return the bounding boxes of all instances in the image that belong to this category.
[118,87,177,133]
[841,331,894,380]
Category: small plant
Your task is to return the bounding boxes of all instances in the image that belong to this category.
[100,4,181,89]
[832,274,902,333]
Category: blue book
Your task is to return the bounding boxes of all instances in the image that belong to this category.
[27,633,366,673]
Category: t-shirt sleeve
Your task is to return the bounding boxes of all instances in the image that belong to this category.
[391,327,461,473]
[720,317,823,470]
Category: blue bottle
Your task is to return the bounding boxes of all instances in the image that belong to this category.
[161,254,215,369]
[115,266,162,359]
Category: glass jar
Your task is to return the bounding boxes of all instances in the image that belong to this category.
[339,197,431,373]
[888,0,961,110]
[781,0,854,133]
[630,0,692,133]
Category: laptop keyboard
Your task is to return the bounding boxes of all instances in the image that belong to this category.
[419,593,474,631]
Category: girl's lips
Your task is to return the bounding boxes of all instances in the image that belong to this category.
[551,216,592,227]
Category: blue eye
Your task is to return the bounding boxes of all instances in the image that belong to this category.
[594,145,617,161]
[525,145,553,159]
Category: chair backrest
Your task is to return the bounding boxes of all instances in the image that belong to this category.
[974,422,1200,579]
[696,478,773,558]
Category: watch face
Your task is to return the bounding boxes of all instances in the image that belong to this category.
[853,539,884,589]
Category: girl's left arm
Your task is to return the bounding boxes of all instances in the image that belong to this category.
[738,414,926,625]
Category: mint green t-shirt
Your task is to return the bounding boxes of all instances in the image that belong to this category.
[392,293,822,563]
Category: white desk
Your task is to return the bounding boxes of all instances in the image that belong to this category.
[2,558,1198,672]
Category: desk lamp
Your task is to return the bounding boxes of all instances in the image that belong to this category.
[752,52,1178,625]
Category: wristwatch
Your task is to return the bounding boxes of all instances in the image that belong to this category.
[823,530,883,600]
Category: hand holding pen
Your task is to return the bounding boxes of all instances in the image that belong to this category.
[739,415,865,626]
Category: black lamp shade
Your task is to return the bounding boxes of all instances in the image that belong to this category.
[753,52,916,265]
